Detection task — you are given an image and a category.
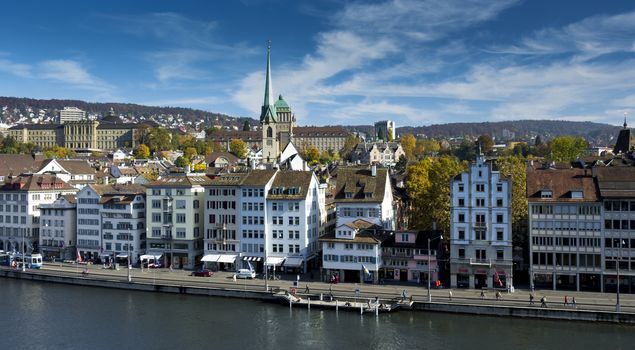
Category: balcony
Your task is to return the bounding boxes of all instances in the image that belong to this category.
[473,222,487,228]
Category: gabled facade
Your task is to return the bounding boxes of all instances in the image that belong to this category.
[450,154,512,289]
[39,195,76,260]
[37,159,96,189]
[333,166,395,230]
[0,174,77,254]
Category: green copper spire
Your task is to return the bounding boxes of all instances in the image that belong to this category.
[260,41,277,123]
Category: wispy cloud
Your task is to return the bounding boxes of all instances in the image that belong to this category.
[0,56,32,78]
[39,59,111,91]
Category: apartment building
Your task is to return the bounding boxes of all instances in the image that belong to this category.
[145,174,211,269]
[0,174,77,254]
[75,184,146,264]
[39,195,76,260]
[450,154,512,289]
[333,165,395,230]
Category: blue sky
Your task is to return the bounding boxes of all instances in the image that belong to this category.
[1,0,635,127]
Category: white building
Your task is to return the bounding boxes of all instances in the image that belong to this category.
[39,195,76,260]
[320,219,383,283]
[266,170,322,273]
[0,174,77,254]
[145,174,210,269]
[333,166,395,230]
[37,159,97,189]
[202,172,248,270]
[59,107,86,123]
[75,184,146,264]
[450,154,513,289]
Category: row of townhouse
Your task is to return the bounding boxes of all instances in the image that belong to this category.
[527,165,635,293]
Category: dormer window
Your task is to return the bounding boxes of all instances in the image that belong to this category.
[540,190,553,198]
[571,191,583,199]
[365,192,373,199]
[345,192,353,198]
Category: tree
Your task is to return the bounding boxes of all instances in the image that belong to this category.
[415,139,440,158]
[340,135,359,161]
[496,155,529,258]
[477,135,494,154]
[395,154,408,172]
[377,128,384,141]
[134,144,150,159]
[453,139,476,161]
[400,134,416,160]
[548,136,588,162]
[242,121,251,131]
[303,146,321,165]
[184,147,198,159]
[146,127,172,153]
[387,127,394,142]
[229,139,248,159]
[43,145,75,159]
[193,163,207,172]
[174,156,190,168]
[406,156,466,233]
[534,135,543,147]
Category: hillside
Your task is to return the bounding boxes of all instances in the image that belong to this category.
[347,120,621,145]
[0,96,258,131]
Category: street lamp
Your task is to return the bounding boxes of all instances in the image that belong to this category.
[22,228,26,272]
[127,227,132,283]
[427,234,443,302]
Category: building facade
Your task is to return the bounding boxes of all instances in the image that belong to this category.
[39,195,76,260]
[59,107,86,123]
[374,120,396,141]
[450,154,513,289]
[380,230,443,285]
[351,142,405,166]
[0,174,77,254]
[145,174,210,269]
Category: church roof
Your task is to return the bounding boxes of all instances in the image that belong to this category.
[259,44,277,123]
[274,95,289,110]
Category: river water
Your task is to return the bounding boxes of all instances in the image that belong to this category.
[1,279,633,350]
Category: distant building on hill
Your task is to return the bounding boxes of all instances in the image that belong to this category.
[59,107,86,123]
[374,120,396,141]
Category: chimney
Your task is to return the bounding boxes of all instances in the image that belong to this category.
[371,164,377,177]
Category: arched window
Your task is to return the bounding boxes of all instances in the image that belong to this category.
[267,127,273,138]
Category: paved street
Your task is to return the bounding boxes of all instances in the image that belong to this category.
[7,262,633,314]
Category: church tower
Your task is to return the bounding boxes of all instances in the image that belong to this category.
[261,43,279,163]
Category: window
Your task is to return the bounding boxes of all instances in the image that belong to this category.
[476,249,487,260]
[496,214,503,224]
[175,200,186,209]
[497,230,503,241]
[152,200,161,209]
[458,248,465,258]
[458,198,465,206]
[496,198,503,207]
[571,191,583,199]
[496,184,503,192]
[176,214,186,223]
[458,230,465,240]
[476,184,485,192]
[458,213,465,222]
[475,230,486,240]
[541,190,552,198]
[497,250,504,260]
[458,184,464,192]
[152,213,161,222]
[476,214,485,224]
[176,228,186,238]
[476,198,485,207]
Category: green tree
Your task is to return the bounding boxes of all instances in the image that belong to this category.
[477,135,494,154]
[134,144,150,159]
[174,156,190,168]
[229,139,248,159]
[387,127,394,142]
[184,147,198,159]
[146,127,172,153]
[339,135,359,161]
[400,134,416,161]
[242,121,251,131]
[406,156,466,232]
[43,145,75,159]
[496,155,529,256]
[548,136,588,162]
[395,154,408,172]
[453,139,476,161]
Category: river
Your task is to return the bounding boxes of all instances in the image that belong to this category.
[1,279,633,350]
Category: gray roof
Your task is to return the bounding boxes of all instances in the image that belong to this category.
[334,167,388,203]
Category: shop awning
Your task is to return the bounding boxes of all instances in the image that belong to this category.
[217,254,237,264]
[116,253,129,259]
[140,253,163,261]
[242,256,262,262]
[201,254,221,262]
[284,256,304,267]
[100,252,113,258]
[265,257,285,266]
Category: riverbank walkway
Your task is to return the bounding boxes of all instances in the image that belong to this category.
[4,262,635,315]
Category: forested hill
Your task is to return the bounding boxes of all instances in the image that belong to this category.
[0,96,257,129]
[348,120,620,145]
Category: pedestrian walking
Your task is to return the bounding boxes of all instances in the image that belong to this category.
[480,290,485,299]
[564,295,568,306]
[529,293,535,305]
[571,297,577,308]
[401,289,407,301]
[305,284,310,293]
[495,291,502,301]
[232,273,237,283]
[540,296,547,307]
[448,290,453,301]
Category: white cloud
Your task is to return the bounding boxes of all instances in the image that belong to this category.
[39,60,111,91]
[0,56,32,78]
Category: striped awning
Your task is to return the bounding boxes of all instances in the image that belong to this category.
[242,256,262,262]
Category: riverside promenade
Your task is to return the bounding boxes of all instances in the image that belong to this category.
[3,263,635,324]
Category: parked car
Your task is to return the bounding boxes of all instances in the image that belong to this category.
[236,269,256,279]
[145,262,162,269]
[191,269,214,277]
